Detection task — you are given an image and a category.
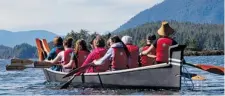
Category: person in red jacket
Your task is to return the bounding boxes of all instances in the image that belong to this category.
[140,34,156,66]
[141,21,177,64]
[80,36,110,73]
[64,39,90,70]
[44,37,74,72]
[93,36,130,70]
[121,36,139,68]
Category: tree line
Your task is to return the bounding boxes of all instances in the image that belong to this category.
[0,21,223,59]
[113,21,224,50]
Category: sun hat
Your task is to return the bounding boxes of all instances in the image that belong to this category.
[157,21,174,36]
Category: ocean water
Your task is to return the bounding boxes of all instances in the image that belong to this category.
[0,56,224,95]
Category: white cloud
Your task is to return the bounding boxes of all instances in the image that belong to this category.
[0,0,164,35]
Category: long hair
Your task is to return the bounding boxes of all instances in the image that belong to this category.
[74,39,90,55]
[110,36,130,58]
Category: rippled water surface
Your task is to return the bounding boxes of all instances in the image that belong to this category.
[0,56,224,95]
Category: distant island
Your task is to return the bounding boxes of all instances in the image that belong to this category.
[0,30,57,47]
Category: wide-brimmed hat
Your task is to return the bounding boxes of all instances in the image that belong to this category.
[157,21,174,36]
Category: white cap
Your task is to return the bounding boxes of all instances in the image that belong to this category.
[121,35,132,44]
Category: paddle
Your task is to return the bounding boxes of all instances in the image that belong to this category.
[11,59,34,65]
[181,72,206,81]
[59,63,93,89]
[7,59,60,71]
[6,63,54,71]
[60,74,77,89]
[62,63,93,78]
[183,61,224,75]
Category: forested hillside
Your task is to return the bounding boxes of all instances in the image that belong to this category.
[114,21,224,50]
[114,0,224,32]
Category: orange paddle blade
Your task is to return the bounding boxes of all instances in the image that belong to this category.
[196,64,224,75]
[35,38,44,61]
[41,39,50,54]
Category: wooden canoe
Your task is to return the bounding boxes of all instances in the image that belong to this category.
[43,45,186,89]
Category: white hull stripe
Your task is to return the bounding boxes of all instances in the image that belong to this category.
[169,58,182,62]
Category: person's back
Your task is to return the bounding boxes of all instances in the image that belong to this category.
[81,36,110,73]
[47,36,64,71]
[76,50,90,68]
[73,39,90,69]
[112,47,129,70]
[121,36,139,68]
[140,34,156,66]
[140,45,155,66]
[155,37,176,63]
[93,36,130,71]
[85,47,110,72]
[141,21,177,64]
[126,44,139,68]
[45,37,74,72]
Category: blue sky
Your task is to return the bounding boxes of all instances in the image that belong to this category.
[0,0,164,35]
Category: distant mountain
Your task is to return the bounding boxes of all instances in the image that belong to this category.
[0,30,57,47]
[114,0,224,32]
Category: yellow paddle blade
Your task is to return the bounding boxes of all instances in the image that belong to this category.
[191,75,206,81]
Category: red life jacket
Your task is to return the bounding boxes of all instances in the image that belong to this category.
[140,45,155,66]
[156,38,173,63]
[112,48,128,70]
[126,44,139,68]
[76,50,90,68]
[93,48,110,72]
[63,48,73,68]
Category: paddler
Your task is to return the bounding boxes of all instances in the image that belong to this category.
[93,35,130,70]
[140,21,177,64]
[45,37,74,72]
[80,36,110,73]
[47,36,64,71]
[139,34,156,66]
[64,39,90,69]
[121,36,139,68]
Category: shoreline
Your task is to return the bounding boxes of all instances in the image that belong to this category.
[184,50,224,56]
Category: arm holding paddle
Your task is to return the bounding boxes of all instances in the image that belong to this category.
[62,53,77,69]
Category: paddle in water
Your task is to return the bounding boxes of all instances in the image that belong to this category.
[183,60,224,75]
[60,63,93,89]
[60,74,77,89]
[63,63,93,78]
[181,72,206,81]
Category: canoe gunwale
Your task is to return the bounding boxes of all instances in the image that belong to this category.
[44,63,171,76]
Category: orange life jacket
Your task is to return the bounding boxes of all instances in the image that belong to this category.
[126,44,139,68]
[111,47,129,70]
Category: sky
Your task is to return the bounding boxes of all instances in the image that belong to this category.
[0,0,164,35]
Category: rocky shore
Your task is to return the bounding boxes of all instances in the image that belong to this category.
[184,50,224,56]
